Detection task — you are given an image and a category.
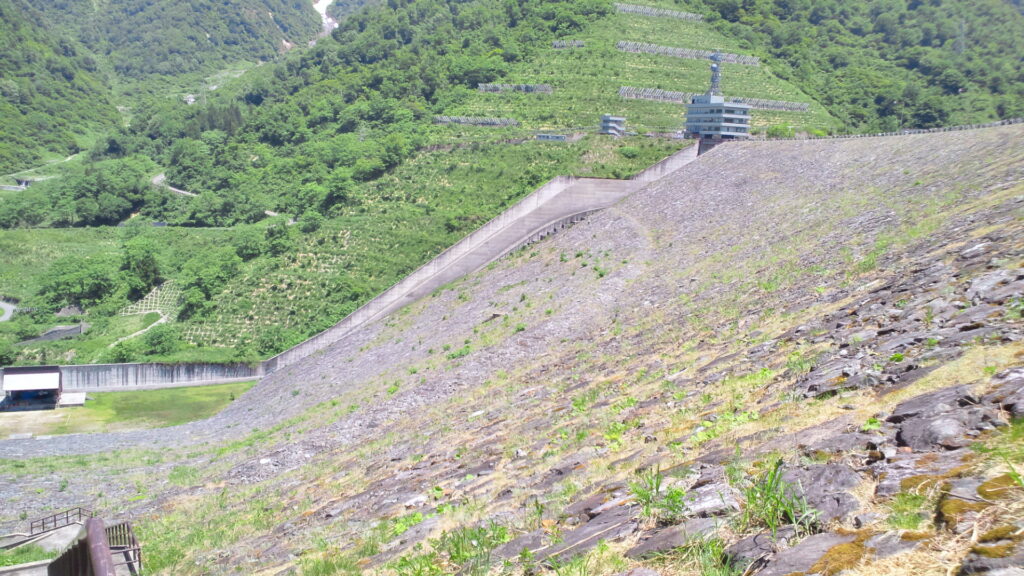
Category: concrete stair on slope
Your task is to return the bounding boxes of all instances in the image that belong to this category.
[1,525,84,553]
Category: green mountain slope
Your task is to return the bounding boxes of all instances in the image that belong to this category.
[444,5,833,131]
[2,125,1023,576]
[0,0,118,173]
[690,0,1024,129]
[37,0,322,84]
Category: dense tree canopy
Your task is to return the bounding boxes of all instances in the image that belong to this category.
[0,0,118,172]
[36,0,321,81]
[69,0,613,226]
[1,156,156,228]
[690,0,1024,130]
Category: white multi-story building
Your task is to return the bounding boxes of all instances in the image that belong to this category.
[685,56,751,150]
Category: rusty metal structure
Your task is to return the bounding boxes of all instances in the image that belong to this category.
[37,513,143,576]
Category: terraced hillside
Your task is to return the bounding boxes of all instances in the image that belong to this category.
[2,125,1022,575]
[441,2,833,133]
[76,0,832,354]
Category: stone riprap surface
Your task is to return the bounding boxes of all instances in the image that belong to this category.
[1,125,1022,576]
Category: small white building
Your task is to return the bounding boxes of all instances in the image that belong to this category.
[1,366,62,409]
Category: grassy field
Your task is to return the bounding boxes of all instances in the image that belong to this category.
[0,545,54,567]
[0,381,255,437]
[0,228,123,302]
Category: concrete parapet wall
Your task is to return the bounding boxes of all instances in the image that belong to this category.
[265,144,700,373]
[629,144,698,184]
[764,117,1023,142]
[264,174,585,372]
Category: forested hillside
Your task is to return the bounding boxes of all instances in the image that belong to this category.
[0,0,118,172]
[692,0,1024,129]
[1,0,322,173]
[37,0,322,83]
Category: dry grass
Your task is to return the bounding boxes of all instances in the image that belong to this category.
[882,343,1024,406]
[841,496,1024,576]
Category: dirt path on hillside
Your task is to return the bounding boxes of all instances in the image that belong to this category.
[150,173,197,197]
[107,313,168,348]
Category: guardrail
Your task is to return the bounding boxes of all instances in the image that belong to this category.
[106,522,142,574]
[763,117,1024,141]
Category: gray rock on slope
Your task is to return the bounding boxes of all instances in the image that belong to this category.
[782,463,861,524]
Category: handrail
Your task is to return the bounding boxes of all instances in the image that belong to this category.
[30,507,93,535]
[760,117,1023,141]
[106,522,142,575]
[46,519,142,576]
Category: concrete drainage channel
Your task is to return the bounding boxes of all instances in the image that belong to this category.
[0,144,701,392]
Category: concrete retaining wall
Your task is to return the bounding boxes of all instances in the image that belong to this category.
[57,363,261,391]
[264,144,698,373]
[18,324,87,344]
[263,174,583,372]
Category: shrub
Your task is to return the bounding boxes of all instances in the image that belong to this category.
[766,125,795,138]
[629,467,688,524]
[617,146,640,159]
[430,522,510,575]
[143,323,182,356]
[735,459,817,537]
[674,537,741,576]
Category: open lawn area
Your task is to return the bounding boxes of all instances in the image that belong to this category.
[0,381,255,437]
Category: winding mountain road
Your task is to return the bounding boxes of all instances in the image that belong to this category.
[0,301,15,322]
[1,153,79,182]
